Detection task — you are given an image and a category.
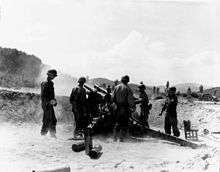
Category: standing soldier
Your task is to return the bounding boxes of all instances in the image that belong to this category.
[159,87,180,137]
[136,83,151,128]
[70,77,87,138]
[112,75,135,142]
[40,69,58,138]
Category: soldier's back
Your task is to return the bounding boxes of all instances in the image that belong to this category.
[113,83,130,104]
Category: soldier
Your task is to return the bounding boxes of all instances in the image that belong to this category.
[159,87,180,137]
[112,75,135,142]
[40,69,58,138]
[70,77,87,138]
[136,83,151,128]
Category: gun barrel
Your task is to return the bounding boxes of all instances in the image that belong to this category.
[84,84,94,92]
[94,84,108,95]
[84,84,106,97]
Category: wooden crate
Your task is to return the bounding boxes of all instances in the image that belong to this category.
[183,120,198,141]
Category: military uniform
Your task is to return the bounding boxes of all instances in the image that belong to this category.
[162,94,180,137]
[112,82,135,141]
[40,80,57,136]
[70,85,87,135]
[139,91,150,128]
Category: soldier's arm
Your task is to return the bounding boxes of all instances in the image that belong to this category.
[41,82,47,98]
[127,88,135,109]
[159,99,167,116]
[69,88,77,104]
[145,94,149,104]
[174,96,178,106]
[41,82,51,106]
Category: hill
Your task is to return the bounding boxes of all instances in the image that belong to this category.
[0,47,42,88]
[0,47,77,96]
[0,89,72,123]
[88,77,114,87]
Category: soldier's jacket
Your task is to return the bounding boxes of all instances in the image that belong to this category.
[41,80,55,108]
[139,91,149,111]
[70,86,87,107]
[112,83,135,108]
[162,94,178,117]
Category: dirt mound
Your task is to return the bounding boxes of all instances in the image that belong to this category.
[0,89,72,124]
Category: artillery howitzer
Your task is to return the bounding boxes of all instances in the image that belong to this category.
[79,84,202,149]
[84,84,115,134]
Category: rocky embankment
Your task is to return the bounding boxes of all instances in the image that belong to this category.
[0,89,72,124]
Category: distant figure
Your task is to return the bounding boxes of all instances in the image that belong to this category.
[153,86,156,94]
[107,85,111,94]
[136,83,151,128]
[159,87,180,137]
[187,87,192,96]
[70,77,87,138]
[165,81,170,95]
[112,75,135,142]
[187,87,192,101]
[156,87,160,94]
[40,69,58,138]
[199,85,203,94]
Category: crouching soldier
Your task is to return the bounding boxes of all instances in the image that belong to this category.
[70,77,87,138]
[40,69,58,138]
[159,87,180,137]
[136,83,151,128]
[112,75,135,142]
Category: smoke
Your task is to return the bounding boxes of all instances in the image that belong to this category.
[37,64,78,96]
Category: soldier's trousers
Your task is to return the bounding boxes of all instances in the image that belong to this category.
[72,106,88,135]
[140,110,149,128]
[113,105,130,141]
[41,106,57,135]
[164,115,180,137]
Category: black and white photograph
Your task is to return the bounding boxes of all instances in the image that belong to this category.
[0,0,219,171]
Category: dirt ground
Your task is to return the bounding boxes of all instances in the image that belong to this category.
[0,100,219,172]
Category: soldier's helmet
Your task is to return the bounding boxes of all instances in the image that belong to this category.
[138,84,146,90]
[47,69,57,77]
[121,75,130,83]
[78,77,86,84]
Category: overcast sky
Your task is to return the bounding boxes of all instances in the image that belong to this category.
[0,0,220,86]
